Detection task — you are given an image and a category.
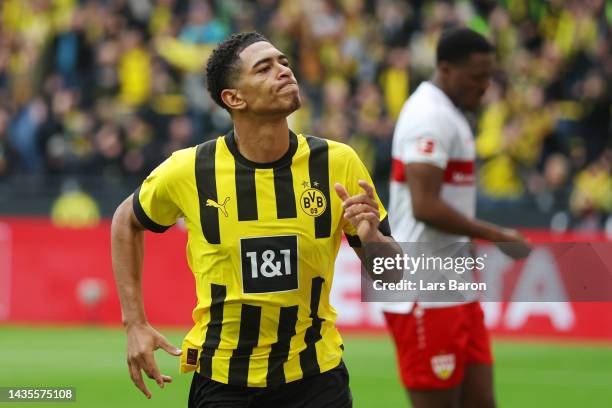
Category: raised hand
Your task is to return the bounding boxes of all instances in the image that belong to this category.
[334,180,380,244]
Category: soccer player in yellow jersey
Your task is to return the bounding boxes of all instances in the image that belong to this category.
[111,32,396,407]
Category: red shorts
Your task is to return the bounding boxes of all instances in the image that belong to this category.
[384,302,493,390]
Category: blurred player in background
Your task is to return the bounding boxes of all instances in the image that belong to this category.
[383,28,531,408]
[111,32,395,407]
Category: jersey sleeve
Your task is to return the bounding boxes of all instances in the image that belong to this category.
[133,153,184,233]
[340,146,391,247]
[393,111,453,169]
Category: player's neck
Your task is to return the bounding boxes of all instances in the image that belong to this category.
[431,73,459,108]
[232,117,290,164]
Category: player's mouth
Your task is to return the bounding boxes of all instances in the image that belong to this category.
[278,81,298,92]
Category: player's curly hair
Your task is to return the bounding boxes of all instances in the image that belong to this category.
[436,27,493,64]
[205,32,269,111]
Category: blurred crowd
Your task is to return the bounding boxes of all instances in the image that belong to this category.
[0,0,610,229]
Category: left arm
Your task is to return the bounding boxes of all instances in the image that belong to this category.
[335,181,403,282]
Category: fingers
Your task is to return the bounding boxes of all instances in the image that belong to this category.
[158,337,182,357]
[334,183,350,201]
[339,180,379,223]
[344,203,379,220]
[128,349,168,399]
[128,359,151,399]
[336,180,378,207]
[138,353,165,389]
[358,180,375,199]
[337,180,380,243]
[354,212,380,224]
[125,325,178,399]
[495,241,531,260]
[151,336,180,387]
[341,193,379,210]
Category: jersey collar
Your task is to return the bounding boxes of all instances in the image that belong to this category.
[423,81,464,115]
[224,129,298,169]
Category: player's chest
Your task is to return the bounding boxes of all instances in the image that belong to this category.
[446,110,475,160]
[182,163,343,246]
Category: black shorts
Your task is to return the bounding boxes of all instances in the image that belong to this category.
[188,361,352,408]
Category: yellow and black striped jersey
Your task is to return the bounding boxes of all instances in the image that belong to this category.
[133,130,390,387]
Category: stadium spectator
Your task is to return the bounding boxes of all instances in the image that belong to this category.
[51,179,100,228]
[0,0,609,228]
[0,107,16,179]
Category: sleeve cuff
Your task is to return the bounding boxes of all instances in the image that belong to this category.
[345,216,392,247]
[402,156,448,170]
[378,216,391,237]
[132,187,173,233]
[345,233,362,248]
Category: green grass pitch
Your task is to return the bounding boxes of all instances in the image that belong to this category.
[0,326,610,407]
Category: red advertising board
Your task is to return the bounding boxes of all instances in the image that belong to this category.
[0,218,611,341]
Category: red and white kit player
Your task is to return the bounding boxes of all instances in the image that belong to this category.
[383,28,530,408]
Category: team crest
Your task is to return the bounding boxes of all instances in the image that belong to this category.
[431,353,455,380]
[417,137,436,155]
[299,181,327,217]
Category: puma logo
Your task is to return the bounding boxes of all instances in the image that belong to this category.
[206,197,230,217]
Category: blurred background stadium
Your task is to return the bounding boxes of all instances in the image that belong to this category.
[0,0,610,407]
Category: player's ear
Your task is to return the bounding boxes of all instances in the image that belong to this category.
[438,61,452,76]
[221,89,246,111]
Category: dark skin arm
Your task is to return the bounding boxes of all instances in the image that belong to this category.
[405,163,530,258]
[111,194,182,399]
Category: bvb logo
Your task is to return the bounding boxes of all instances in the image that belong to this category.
[300,188,327,217]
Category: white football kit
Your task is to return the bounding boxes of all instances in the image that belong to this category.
[385,81,477,313]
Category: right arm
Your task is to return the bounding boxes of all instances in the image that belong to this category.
[111,195,147,328]
[111,194,181,399]
[405,163,530,258]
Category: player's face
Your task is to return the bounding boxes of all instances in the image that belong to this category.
[447,53,494,111]
[235,41,301,116]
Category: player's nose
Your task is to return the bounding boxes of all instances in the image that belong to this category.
[278,63,293,78]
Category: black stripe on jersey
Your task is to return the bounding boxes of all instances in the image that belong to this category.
[235,162,258,221]
[267,305,299,386]
[195,140,221,244]
[299,277,325,378]
[228,305,262,386]
[273,165,297,219]
[306,136,331,238]
[345,216,392,247]
[199,284,226,378]
[132,186,173,233]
